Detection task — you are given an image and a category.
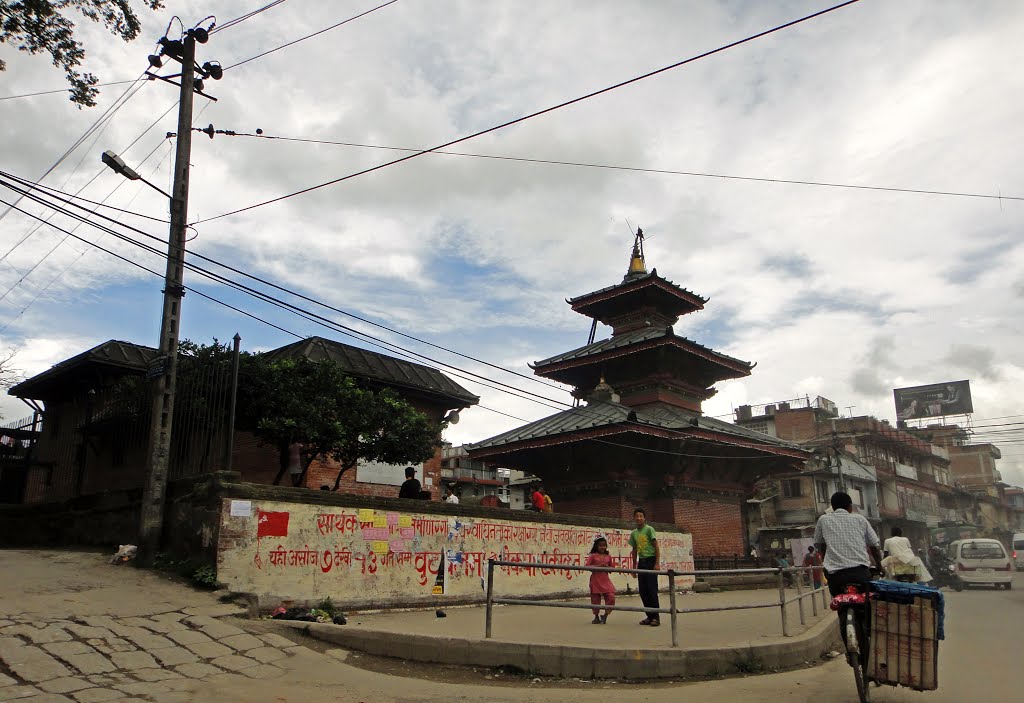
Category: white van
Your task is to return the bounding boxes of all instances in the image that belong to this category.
[948,539,1013,589]
[1013,533,1024,571]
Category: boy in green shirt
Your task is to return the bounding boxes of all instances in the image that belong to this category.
[629,508,661,626]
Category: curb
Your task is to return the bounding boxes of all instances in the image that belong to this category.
[280,616,841,680]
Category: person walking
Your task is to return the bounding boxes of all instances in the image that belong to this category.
[586,537,616,624]
[443,487,459,504]
[629,508,661,626]
[802,544,823,589]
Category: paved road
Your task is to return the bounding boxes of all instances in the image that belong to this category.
[1,550,1019,703]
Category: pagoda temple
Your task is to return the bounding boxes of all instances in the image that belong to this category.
[468,232,808,556]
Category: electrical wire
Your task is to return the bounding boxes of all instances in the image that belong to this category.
[211,1,287,34]
[222,0,401,70]
[224,131,1024,204]
[195,0,865,224]
[0,178,575,411]
[0,97,176,268]
[0,144,175,333]
[0,165,576,395]
[0,70,149,225]
[0,79,146,102]
[0,139,167,304]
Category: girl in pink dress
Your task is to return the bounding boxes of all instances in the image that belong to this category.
[586,537,616,624]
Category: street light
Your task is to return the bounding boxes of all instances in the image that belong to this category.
[101,150,171,199]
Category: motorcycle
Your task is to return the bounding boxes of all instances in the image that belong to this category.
[930,560,963,592]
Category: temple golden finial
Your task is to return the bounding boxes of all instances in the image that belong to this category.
[626,226,647,279]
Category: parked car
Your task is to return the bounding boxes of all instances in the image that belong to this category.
[1013,532,1024,571]
[948,539,1013,589]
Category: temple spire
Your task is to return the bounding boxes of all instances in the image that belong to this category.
[625,226,647,280]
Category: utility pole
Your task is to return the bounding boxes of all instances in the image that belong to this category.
[831,418,846,492]
[135,24,222,562]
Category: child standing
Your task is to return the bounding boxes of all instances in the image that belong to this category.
[586,537,616,624]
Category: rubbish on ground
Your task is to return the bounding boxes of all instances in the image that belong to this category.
[110,545,137,565]
[332,614,347,625]
[271,607,288,618]
[826,650,842,659]
[435,609,447,618]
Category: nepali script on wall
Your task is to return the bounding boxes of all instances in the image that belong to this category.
[216,499,695,608]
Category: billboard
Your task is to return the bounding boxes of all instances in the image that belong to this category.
[894,380,973,421]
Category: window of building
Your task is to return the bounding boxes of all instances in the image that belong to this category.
[782,479,802,498]
[816,480,830,503]
[854,487,865,508]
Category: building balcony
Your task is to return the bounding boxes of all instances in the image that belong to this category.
[894,462,918,481]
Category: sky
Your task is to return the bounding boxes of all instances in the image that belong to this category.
[1,0,1023,485]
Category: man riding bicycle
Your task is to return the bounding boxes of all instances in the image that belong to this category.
[814,491,884,598]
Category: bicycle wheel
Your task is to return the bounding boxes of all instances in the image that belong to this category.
[846,610,871,703]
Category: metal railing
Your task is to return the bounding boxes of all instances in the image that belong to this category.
[484,560,830,648]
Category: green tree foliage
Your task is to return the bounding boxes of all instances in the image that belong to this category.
[240,355,442,490]
[0,1,163,107]
[179,340,443,490]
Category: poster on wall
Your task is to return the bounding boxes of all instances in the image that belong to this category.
[431,551,447,595]
[894,380,973,421]
[356,460,424,486]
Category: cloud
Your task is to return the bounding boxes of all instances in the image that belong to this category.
[2,1,1024,487]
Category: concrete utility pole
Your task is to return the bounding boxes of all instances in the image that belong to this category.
[137,32,198,562]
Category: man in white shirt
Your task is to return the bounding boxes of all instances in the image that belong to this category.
[444,487,459,504]
[813,491,883,598]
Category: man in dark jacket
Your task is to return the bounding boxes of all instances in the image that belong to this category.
[398,467,421,499]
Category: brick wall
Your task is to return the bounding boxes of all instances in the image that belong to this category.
[555,493,639,523]
[673,497,745,557]
[773,408,821,442]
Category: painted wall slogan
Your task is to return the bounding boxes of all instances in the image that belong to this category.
[217,499,695,608]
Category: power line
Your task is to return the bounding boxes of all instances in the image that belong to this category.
[222,0,401,70]
[0,98,177,268]
[0,165,573,395]
[211,0,288,34]
[223,130,1024,204]
[195,0,865,224]
[0,180,574,411]
[0,79,145,102]
[0,139,167,305]
[0,144,175,333]
[0,70,149,225]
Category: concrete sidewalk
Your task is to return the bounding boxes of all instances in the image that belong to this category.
[288,587,840,679]
[344,588,831,649]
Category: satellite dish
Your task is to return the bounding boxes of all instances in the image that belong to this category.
[446,410,460,425]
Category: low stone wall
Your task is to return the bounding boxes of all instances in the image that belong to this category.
[213,484,694,610]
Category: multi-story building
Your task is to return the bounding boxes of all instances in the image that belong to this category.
[440,444,508,506]
[735,397,949,549]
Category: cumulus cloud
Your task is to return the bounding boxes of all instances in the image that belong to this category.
[2,1,1023,484]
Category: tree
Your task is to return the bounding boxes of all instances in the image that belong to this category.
[0,1,163,107]
[237,355,442,490]
[0,347,20,391]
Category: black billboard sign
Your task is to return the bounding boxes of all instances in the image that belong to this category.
[894,380,973,421]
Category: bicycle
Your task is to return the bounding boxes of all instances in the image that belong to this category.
[831,583,874,703]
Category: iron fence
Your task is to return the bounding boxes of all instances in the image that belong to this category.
[484,560,829,648]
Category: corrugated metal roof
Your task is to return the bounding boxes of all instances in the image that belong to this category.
[467,399,804,452]
[10,340,157,399]
[263,337,479,406]
[532,326,752,370]
[567,269,708,305]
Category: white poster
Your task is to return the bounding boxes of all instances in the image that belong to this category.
[356,460,424,486]
[229,500,252,517]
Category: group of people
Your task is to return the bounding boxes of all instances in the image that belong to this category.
[530,485,554,512]
[584,508,663,626]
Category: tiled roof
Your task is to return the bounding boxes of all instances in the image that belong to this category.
[10,340,157,399]
[263,337,479,406]
[531,326,752,370]
[567,269,708,305]
[468,399,804,453]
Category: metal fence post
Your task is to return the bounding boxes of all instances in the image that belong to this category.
[794,567,806,626]
[778,567,789,637]
[485,558,494,639]
[809,573,819,617]
[668,570,678,648]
